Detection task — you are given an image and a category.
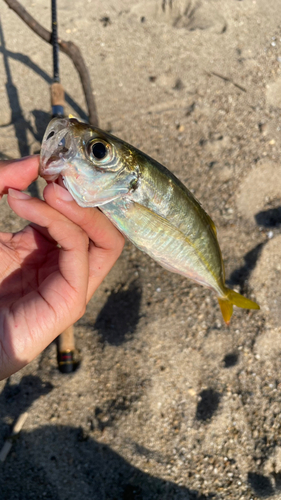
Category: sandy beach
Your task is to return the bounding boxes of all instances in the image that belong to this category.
[1,1,281,498]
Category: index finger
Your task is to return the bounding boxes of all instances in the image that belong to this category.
[43,182,124,252]
[43,182,125,301]
[0,156,39,197]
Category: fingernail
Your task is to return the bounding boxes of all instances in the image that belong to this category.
[53,182,74,201]
[8,188,31,200]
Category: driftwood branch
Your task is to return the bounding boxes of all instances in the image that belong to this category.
[4,0,99,126]
[0,412,28,462]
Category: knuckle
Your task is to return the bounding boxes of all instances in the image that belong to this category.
[76,227,89,247]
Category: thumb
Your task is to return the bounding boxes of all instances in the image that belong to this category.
[0,156,39,198]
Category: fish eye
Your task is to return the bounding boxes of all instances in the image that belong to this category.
[91,142,108,160]
[87,139,113,164]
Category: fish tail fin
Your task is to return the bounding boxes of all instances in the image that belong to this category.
[218,289,260,325]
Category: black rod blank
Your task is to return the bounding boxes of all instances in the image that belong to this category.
[51,0,59,83]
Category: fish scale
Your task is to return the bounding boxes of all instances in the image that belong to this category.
[101,199,218,290]
[40,117,260,323]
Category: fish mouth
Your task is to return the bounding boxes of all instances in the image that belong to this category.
[40,118,76,181]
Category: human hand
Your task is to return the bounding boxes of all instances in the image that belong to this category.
[0,156,124,379]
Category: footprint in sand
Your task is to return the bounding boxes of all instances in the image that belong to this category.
[129,0,227,34]
[237,160,281,327]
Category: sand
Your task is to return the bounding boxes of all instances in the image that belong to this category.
[1,1,281,498]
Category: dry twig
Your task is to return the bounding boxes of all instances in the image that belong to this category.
[3,0,99,126]
[0,412,28,462]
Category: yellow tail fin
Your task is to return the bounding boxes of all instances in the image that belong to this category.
[218,289,259,325]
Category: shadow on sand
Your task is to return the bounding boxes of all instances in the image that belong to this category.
[94,281,142,346]
[0,376,214,500]
[0,20,88,197]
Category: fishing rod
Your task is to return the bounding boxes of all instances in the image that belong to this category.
[51,0,64,118]
[50,0,79,373]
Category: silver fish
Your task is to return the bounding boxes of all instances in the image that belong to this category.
[40,117,259,323]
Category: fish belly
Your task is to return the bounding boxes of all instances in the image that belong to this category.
[101,198,221,292]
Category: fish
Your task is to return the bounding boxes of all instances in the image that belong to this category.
[40,117,259,324]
